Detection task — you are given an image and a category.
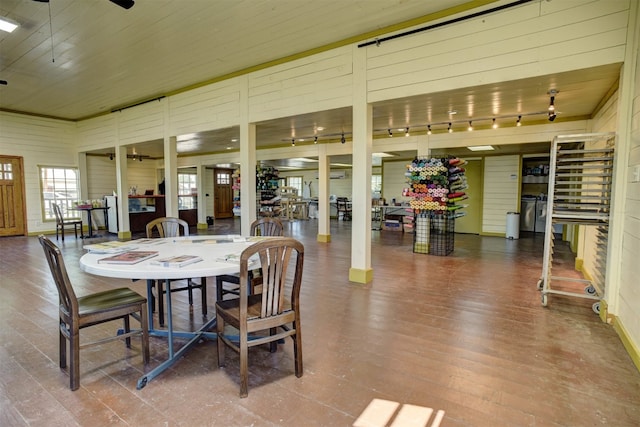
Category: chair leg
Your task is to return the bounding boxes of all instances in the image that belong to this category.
[293,320,303,378]
[187,279,194,306]
[269,327,277,353]
[123,316,131,348]
[140,304,150,364]
[70,327,80,391]
[216,312,225,367]
[200,277,207,316]
[239,333,249,398]
[215,276,224,301]
[59,327,66,369]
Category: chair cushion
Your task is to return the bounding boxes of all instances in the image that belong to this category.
[78,288,146,315]
[216,294,293,320]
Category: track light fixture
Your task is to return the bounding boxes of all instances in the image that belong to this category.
[448,123,452,133]
[492,118,498,129]
[427,125,432,135]
[517,115,522,126]
[109,153,114,160]
[388,129,393,137]
[548,89,557,122]
[291,139,295,146]
[468,121,473,131]
[405,127,410,137]
[109,0,135,9]
[341,133,346,144]
[314,136,318,144]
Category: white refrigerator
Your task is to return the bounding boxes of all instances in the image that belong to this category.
[105,196,118,233]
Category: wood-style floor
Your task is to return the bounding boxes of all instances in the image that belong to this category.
[1,219,638,426]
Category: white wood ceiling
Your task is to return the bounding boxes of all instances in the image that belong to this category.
[0,0,622,163]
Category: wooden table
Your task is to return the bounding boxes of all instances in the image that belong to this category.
[72,206,109,238]
[79,235,260,389]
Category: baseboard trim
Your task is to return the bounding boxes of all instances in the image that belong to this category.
[349,268,373,284]
[317,234,331,243]
[612,314,640,374]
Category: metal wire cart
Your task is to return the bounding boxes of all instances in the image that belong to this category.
[405,156,468,256]
[538,132,615,314]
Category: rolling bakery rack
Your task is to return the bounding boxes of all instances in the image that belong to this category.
[538,132,615,314]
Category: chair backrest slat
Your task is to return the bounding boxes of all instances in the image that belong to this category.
[39,235,78,316]
[239,238,303,319]
[250,217,284,237]
[146,217,189,238]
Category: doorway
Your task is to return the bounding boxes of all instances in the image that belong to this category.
[213,168,234,218]
[454,158,482,234]
[0,155,26,236]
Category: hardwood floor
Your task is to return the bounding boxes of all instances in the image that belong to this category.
[1,219,638,426]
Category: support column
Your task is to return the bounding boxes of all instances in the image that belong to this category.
[349,45,373,284]
[317,144,330,242]
[196,162,207,229]
[240,76,257,234]
[115,144,130,239]
[164,136,178,218]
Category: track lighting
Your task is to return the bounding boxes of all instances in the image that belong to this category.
[388,129,393,137]
[548,89,557,122]
[405,127,410,137]
[109,153,114,160]
[291,139,295,146]
[448,123,452,133]
[341,133,346,144]
[492,118,498,129]
[517,115,522,126]
[427,125,432,135]
[468,121,473,131]
[314,136,318,144]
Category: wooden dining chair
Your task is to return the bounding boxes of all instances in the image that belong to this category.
[216,237,304,397]
[52,203,83,241]
[215,217,284,301]
[146,217,207,326]
[38,235,149,391]
[336,197,352,220]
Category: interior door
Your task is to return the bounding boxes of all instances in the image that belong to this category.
[213,168,234,218]
[0,156,26,236]
[454,158,482,234]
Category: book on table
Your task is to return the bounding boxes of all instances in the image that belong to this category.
[84,240,138,254]
[97,251,159,265]
[151,254,203,268]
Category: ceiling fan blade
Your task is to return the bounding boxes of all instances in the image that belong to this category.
[109,0,135,9]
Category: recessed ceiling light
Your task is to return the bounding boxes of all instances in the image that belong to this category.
[291,157,318,163]
[372,152,394,158]
[316,127,325,131]
[447,110,457,115]
[0,17,18,33]
[231,138,238,142]
[226,146,233,150]
[467,145,495,151]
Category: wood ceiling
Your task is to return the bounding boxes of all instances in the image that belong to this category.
[0,0,622,166]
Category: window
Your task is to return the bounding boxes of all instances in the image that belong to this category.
[1,162,13,180]
[178,173,197,209]
[40,166,80,221]
[287,176,303,196]
[372,174,382,195]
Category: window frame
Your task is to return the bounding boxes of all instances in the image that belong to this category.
[39,165,81,221]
